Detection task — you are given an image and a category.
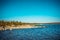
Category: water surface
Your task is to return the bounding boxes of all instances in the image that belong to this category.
[0,24,60,40]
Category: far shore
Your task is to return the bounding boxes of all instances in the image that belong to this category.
[0,24,47,30]
[0,21,60,30]
[0,25,34,30]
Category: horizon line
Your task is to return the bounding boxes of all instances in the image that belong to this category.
[0,20,60,24]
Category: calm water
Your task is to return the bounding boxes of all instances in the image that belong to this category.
[0,24,60,40]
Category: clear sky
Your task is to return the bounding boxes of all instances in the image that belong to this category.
[0,0,60,23]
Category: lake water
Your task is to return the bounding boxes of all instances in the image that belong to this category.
[0,24,60,40]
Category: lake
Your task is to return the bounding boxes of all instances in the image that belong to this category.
[0,24,60,40]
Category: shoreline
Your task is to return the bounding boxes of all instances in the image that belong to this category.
[0,21,60,30]
[0,25,46,30]
[0,25,35,30]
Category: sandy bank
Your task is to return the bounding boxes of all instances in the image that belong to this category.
[0,25,46,30]
[0,25,34,30]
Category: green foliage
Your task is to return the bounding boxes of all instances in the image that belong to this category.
[0,20,23,27]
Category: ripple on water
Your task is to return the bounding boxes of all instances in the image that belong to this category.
[0,24,60,40]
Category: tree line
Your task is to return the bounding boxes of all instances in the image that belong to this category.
[0,20,26,27]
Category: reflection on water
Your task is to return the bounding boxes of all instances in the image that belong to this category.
[0,24,60,40]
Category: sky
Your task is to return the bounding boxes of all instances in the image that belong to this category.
[0,0,60,23]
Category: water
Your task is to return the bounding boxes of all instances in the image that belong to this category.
[0,24,60,40]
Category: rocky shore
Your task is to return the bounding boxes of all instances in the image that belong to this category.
[1,20,59,30]
[0,25,35,30]
[0,21,34,30]
[0,21,46,30]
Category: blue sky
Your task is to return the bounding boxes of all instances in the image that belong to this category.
[0,0,60,23]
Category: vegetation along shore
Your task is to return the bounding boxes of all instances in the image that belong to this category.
[0,20,60,30]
